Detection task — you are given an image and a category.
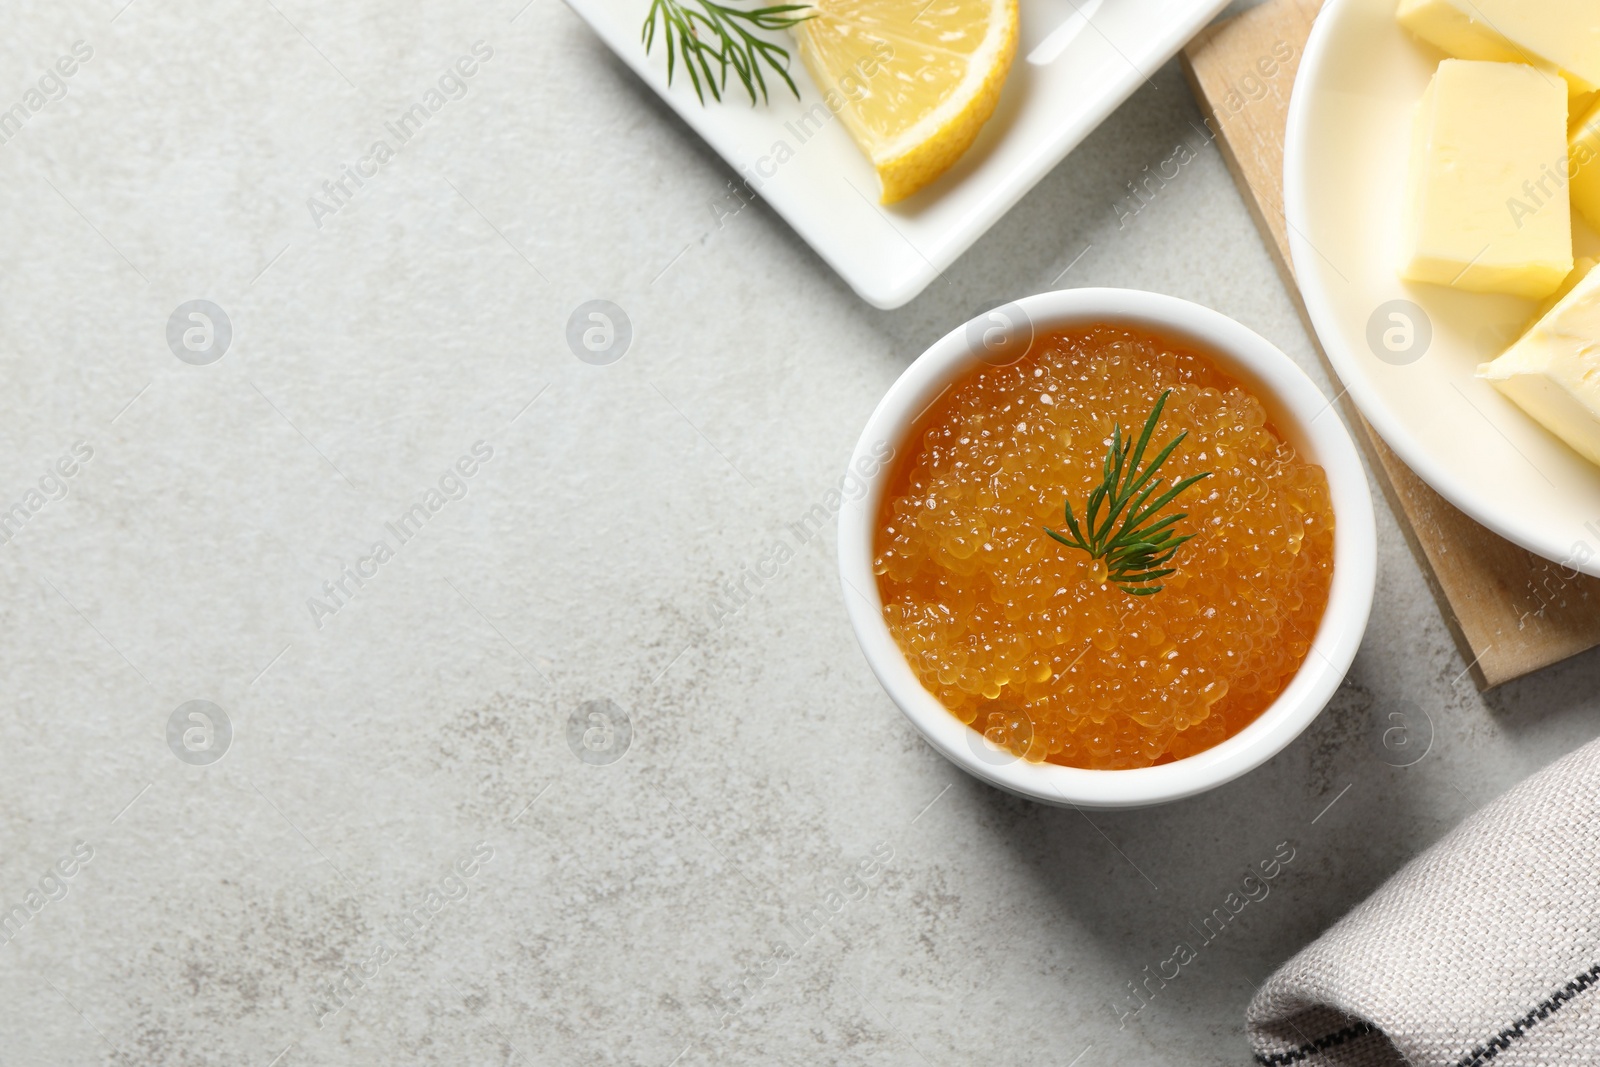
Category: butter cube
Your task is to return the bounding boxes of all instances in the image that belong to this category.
[1400,60,1572,300]
[1396,0,1600,92]
[1530,258,1597,330]
[1572,98,1600,229]
[1479,263,1600,465]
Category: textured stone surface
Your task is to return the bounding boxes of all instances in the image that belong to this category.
[1,1,1598,1064]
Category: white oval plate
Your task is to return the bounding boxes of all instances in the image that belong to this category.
[1285,0,1600,575]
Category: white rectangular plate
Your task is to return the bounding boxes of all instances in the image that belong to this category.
[565,0,1231,308]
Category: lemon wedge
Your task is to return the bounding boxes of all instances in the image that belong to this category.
[794,0,1018,203]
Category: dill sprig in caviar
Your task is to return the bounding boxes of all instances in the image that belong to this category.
[641,0,814,105]
[1045,390,1211,596]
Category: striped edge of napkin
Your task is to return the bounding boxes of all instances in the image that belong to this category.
[1246,737,1600,1067]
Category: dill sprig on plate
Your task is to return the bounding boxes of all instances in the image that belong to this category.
[640,0,814,105]
[1044,389,1212,596]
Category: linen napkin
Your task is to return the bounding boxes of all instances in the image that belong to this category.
[1246,738,1600,1066]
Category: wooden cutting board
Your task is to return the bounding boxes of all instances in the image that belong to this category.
[1181,0,1600,689]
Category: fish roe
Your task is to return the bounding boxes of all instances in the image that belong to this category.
[874,325,1335,769]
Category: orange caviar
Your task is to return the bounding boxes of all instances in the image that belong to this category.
[874,325,1334,769]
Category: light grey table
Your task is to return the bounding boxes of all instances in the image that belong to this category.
[2,1,1598,1064]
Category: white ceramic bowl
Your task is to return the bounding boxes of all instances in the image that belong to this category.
[838,288,1376,808]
